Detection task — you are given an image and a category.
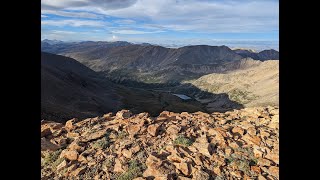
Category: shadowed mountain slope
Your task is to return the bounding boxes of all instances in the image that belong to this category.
[41,52,122,121]
[42,52,233,122]
[233,49,279,61]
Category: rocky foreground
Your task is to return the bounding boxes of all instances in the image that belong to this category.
[41,107,279,180]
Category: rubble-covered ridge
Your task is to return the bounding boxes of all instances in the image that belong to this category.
[41,106,279,180]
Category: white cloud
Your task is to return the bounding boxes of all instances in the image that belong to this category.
[41,0,279,46]
[41,19,106,27]
[41,0,278,33]
[113,19,136,25]
[111,29,165,34]
[41,9,102,19]
[101,0,278,33]
[41,0,137,11]
[41,29,112,41]
[112,35,118,41]
[50,30,77,34]
[41,30,79,40]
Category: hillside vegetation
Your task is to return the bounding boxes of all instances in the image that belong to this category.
[186,60,278,110]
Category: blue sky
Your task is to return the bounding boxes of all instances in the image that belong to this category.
[41,0,279,50]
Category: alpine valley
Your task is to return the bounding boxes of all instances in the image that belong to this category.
[41,39,279,180]
[41,40,278,122]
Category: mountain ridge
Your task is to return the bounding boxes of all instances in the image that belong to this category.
[42,41,278,84]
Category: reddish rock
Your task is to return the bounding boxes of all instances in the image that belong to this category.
[56,160,67,171]
[242,134,261,146]
[116,110,132,119]
[268,166,279,179]
[251,166,261,174]
[192,138,213,157]
[269,108,279,116]
[192,168,209,180]
[258,175,267,180]
[133,178,146,180]
[174,162,191,176]
[271,115,279,123]
[41,127,52,138]
[103,112,113,119]
[228,141,240,149]
[67,132,80,138]
[147,124,161,136]
[154,177,168,180]
[193,154,203,166]
[269,122,279,129]
[131,145,140,154]
[65,118,77,132]
[61,150,78,161]
[207,128,225,142]
[122,149,132,159]
[167,154,184,163]
[145,154,162,167]
[143,154,174,178]
[230,171,242,178]
[232,126,245,136]
[41,137,60,151]
[114,159,124,173]
[67,164,78,173]
[265,151,279,164]
[258,158,273,166]
[78,155,88,163]
[68,140,83,152]
[70,166,87,176]
[253,147,264,158]
[159,111,171,117]
[127,124,141,136]
[178,177,192,180]
[42,122,64,132]
[167,124,181,135]
[213,167,222,176]
[82,130,106,142]
[225,147,233,157]
[54,137,67,147]
[247,127,257,136]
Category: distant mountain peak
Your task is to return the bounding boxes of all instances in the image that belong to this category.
[42,39,64,45]
[233,48,279,61]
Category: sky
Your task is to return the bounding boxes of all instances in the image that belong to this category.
[41,0,279,50]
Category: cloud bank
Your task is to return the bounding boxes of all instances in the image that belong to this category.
[41,0,279,49]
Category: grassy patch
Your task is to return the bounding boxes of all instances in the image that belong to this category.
[42,149,63,166]
[157,145,166,153]
[92,137,110,149]
[102,158,114,170]
[116,160,145,180]
[173,135,193,147]
[228,89,258,104]
[60,167,68,175]
[51,157,64,170]
[80,164,101,179]
[92,129,113,149]
[226,147,258,176]
[117,130,129,140]
[135,151,147,163]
